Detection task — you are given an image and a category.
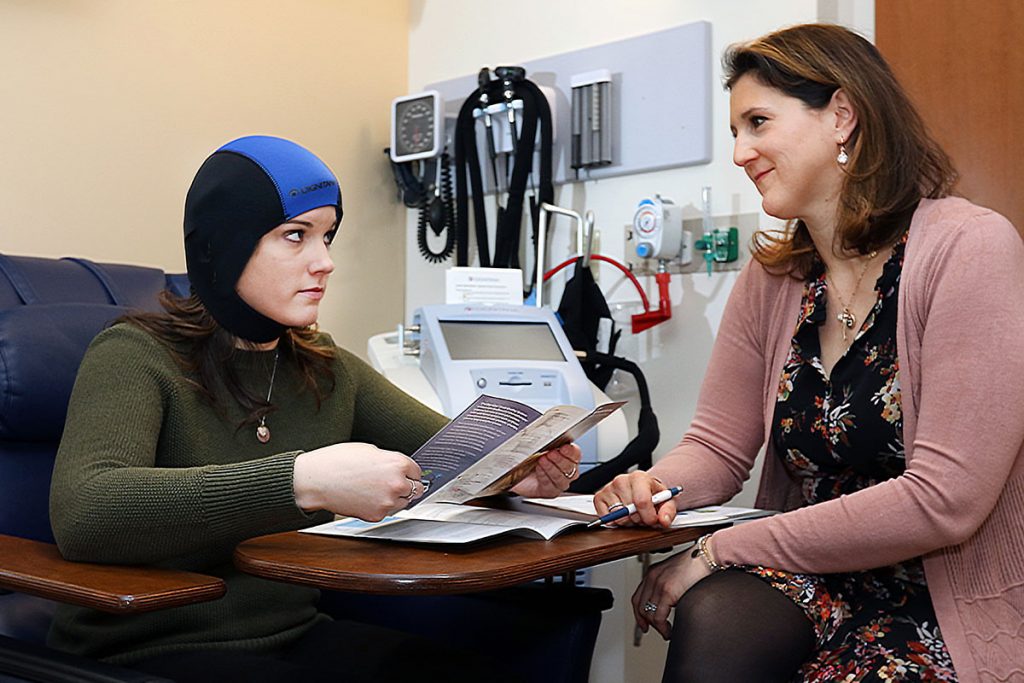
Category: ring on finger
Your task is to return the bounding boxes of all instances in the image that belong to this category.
[401,479,417,500]
[643,601,658,614]
[607,502,625,511]
[561,465,578,479]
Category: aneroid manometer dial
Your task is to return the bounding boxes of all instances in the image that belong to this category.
[390,90,443,162]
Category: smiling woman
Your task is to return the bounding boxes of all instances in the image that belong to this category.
[729,74,850,229]
[593,23,1024,683]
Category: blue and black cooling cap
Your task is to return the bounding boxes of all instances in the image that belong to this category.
[184,135,343,343]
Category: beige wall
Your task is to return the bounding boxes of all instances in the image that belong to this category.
[0,0,408,354]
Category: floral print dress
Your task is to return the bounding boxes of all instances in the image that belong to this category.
[744,234,958,682]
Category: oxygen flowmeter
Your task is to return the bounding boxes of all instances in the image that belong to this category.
[694,186,740,276]
[632,196,683,260]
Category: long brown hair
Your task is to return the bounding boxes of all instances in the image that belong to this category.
[724,23,958,277]
[120,292,337,428]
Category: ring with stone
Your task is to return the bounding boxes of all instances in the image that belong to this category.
[643,601,658,614]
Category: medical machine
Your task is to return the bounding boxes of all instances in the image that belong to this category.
[368,303,628,471]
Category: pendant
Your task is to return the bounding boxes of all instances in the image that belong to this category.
[256,423,271,444]
[837,308,856,342]
[837,308,856,329]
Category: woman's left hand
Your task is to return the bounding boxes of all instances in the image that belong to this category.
[632,548,714,640]
[510,443,582,498]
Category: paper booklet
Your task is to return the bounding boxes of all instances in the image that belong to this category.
[522,495,776,528]
[300,395,624,545]
[409,394,626,507]
[301,503,588,544]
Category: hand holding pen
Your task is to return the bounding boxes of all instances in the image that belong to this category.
[588,486,684,528]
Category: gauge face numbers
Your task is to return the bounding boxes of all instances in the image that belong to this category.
[633,200,661,238]
[397,99,434,155]
[391,91,442,162]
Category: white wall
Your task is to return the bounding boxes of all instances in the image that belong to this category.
[405,0,836,469]
[404,2,873,681]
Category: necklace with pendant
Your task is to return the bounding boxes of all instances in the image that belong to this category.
[256,349,279,444]
[826,250,878,342]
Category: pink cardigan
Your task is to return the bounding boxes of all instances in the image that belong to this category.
[650,198,1024,682]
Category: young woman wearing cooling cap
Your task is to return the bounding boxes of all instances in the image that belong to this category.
[49,135,580,682]
[593,24,1024,682]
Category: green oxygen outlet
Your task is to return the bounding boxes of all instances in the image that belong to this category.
[714,227,739,263]
[694,227,739,275]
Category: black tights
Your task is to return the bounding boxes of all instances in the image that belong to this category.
[662,569,816,683]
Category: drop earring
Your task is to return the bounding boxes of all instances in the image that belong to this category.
[837,138,849,165]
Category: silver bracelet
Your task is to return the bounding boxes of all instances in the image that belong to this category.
[690,533,725,571]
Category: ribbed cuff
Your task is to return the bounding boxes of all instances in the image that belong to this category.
[204,451,308,537]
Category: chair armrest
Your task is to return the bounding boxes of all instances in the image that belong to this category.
[0,534,225,614]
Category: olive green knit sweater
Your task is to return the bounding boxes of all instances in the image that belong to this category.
[48,323,447,664]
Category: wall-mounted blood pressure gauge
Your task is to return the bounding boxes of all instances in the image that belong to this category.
[390,90,443,163]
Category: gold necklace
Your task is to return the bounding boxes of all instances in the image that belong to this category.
[826,250,878,341]
[255,349,279,444]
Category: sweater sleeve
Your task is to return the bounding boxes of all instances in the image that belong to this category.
[338,347,449,453]
[712,207,1024,573]
[647,262,779,506]
[50,327,322,564]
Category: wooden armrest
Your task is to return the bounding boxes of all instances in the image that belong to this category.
[0,534,225,614]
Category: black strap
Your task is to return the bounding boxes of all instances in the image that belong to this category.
[455,88,490,266]
[519,78,554,291]
[491,91,533,268]
[569,351,660,493]
[0,253,39,305]
[62,257,127,306]
[454,72,554,273]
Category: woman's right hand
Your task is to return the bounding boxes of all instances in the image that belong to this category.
[292,443,425,521]
[593,470,677,528]
[632,548,714,639]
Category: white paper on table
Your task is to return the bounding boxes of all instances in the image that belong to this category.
[523,495,774,527]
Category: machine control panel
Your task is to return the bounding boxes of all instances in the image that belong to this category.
[412,303,599,464]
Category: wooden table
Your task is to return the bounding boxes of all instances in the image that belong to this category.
[234,524,715,595]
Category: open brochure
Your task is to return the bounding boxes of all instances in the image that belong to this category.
[522,494,776,527]
[411,394,625,506]
[300,503,588,544]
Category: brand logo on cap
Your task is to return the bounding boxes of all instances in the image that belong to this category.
[289,180,337,197]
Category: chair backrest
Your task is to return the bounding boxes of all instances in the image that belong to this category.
[0,254,188,649]
[0,254,185,544]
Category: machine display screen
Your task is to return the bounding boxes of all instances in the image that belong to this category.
[439,321,567,361]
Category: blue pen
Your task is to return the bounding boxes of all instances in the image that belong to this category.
[587,486,684,528]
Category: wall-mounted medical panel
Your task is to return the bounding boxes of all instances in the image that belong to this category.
[425,20,712,188]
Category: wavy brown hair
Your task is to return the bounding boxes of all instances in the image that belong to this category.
[724,23,958,277]
[119,292,337,429]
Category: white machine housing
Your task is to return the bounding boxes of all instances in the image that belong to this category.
[367,303,632,471]
[415,304,598,465]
